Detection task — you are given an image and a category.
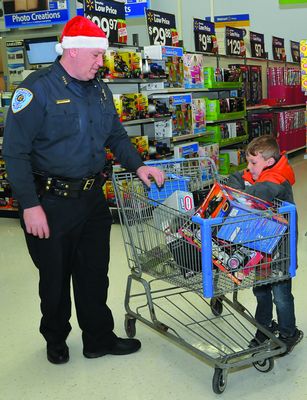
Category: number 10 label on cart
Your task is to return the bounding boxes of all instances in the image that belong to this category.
[84,0,127,44]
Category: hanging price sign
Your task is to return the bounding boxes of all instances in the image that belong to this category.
[272,36,286,61]
[84,0,127,45]
[146,8,179,46]
[290,40,300,63]
[193,18,218,54]
[250,31,265,59]
[225,26,246,57]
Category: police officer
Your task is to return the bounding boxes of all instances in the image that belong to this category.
[3,16,164,364]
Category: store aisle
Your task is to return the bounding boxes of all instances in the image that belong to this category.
[1,153,307,400]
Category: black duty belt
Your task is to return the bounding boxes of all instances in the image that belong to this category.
[34,172,107,198]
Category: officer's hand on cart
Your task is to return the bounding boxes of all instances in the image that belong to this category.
[23,205,50,239]
[136,166,165,188]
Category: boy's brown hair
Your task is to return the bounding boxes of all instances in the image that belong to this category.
[246,135,280,161]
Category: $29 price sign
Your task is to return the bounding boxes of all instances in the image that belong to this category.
[146,8,178,46]
[194,18,217,54]
[84,0,127,45]
[225,26,246,57]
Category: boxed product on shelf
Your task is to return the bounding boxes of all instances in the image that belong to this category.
[130,136,149,160]
[198,142,219,170]
[206,97,246,121]
[148,137,172,159]
[101,50,142,79]
[148,98,172,118]
[192,98,206,134]
[173,141,199,159]
[219,148,246,166]
[142,45,184,87]
[199,121,248,145]
[203,66,242,89]
[183,53,205,89]
[153,93,193,137]
[113,93,149,121]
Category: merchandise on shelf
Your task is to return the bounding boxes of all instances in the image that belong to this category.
[203,66,242,89]
[229,64,263,106]
[130,136,149,160]
[148,98,172,118]
[183,53,205,89]
[153,93,193,138]
[173,141,199,159]
[199,120,248,146]
[248,113,273,139]
[113,93,149,121]
[275,108,306,151]
[142,45,184,88]
[267,66,305,105]
[198,142,219,170]
[219,148,246,166]
[148,138,172,159]
[206,97,246,121]
[192,98,206,134]
[101,50,142,79]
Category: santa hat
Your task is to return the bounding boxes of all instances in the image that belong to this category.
[55,16,109,55]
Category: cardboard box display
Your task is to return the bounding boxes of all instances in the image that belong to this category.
[192,98,206,134]
[183,53,205,89]
[153,93,193,137]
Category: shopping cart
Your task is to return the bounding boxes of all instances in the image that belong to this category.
[112,157,296,394]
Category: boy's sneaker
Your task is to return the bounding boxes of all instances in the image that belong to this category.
[278,329,304,355]
[249,320,279,348]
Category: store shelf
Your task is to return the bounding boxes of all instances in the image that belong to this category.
[206,117,246,124]
[219,135,249,148]
[122,116,171,126]
[171,132,207,143]
[286,145,306,154]
[246,103,305,111]
[103,78,167,84]
[0,208,18,218]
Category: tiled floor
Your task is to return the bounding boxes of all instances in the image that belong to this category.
[1,153,307,399]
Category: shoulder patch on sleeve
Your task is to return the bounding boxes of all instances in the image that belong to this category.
[11,88,33,113]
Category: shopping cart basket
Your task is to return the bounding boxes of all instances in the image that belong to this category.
[112,157,296,394]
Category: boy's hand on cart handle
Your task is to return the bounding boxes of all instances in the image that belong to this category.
[136,166,165,188]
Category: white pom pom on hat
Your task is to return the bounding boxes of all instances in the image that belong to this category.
[55,16,109,55]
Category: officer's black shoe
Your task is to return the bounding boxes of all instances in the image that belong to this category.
[83,338,141,358]
[47,343,69,364]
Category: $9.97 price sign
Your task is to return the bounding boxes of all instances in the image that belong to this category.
[146,8,178,46]
[250,31,265,58]
[225,26,246,57]
[194,18,218,54]
[84,0,127,45]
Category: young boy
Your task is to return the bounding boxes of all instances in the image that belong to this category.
[227,135,303,355]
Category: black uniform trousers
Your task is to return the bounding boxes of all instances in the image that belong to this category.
[20,185,116,352]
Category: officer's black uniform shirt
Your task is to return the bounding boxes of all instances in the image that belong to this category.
[3,58,144,209]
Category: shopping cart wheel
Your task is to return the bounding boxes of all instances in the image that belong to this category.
[210,298,223,316]
[124,315,136,338]
[253,357,274,373]
[212,368,227,394]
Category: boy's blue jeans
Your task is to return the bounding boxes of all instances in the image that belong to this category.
[253,279,296,337]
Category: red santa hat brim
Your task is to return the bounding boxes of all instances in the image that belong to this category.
[55,16,109,55]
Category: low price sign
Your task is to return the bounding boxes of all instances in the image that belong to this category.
[193,18,218,54]
[84,0,127,45]
[250,31,266,59]
[272,36,286,61]
[290,41,300,63]
[145,8,179,46]
[225,26,246,57]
